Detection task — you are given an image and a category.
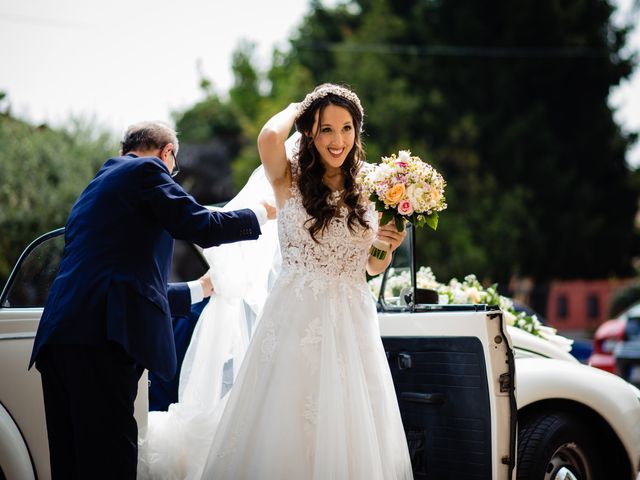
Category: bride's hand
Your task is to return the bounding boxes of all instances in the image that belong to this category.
[261,201,277,220]
[376,223,407,252]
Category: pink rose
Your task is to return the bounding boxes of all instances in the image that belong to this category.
[395,161,408,168]
[397,199,413,216]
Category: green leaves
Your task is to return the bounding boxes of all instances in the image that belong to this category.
[174,0,637,284]
[376,211,436,233]
[0,114,116,289]
[394,215,405,232]
[424,212,438,231]
[380,209,394,226]
[285,0,638,283]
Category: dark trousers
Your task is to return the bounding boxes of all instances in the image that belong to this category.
[149,298,208,411]
[36,343,143,480]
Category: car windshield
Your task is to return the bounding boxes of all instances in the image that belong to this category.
[1,230,65,308]
[0,229,209,309]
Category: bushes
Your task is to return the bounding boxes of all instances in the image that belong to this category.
[0,114,116,289]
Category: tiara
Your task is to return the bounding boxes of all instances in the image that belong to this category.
[296,85,364,120]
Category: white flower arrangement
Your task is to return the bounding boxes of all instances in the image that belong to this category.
[370,267,574,351]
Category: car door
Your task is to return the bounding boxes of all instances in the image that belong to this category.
[0,229,67,479]
[376,226,517,480]
[0,229,212,480]
[0,227,211,475]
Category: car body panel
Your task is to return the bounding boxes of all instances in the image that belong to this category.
[616,339,640,386]
[588,303,640,375]
[0,309,48,479]
[515,356,640,473]
[0,308,148,480]
[380,309,515,479]
[588,318,625,373]
[0,400,35,480]
[589,350,618,373]
[615,313,640,386]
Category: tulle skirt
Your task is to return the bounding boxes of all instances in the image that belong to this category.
[195,271,413,479]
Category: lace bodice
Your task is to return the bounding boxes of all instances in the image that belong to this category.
[277,172,377,290]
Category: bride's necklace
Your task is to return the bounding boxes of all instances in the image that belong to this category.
[324,176,345,209]
[327,189,343,207]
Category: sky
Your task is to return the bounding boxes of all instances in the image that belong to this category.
[0,0,312,131]
[1,0,639,166]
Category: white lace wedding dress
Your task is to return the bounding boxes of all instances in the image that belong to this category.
[139,153,413,479]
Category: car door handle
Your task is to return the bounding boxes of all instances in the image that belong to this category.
[400,392,445,405]
[398,353,413,370]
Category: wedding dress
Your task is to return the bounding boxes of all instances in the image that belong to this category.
[137,163,280,479]
[139,136,413,479]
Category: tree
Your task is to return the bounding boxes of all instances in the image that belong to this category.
[0,112,116,288]
[265,0,639,283]
[229,41,262,121]
[231,47,316,190]
[170,74,247,205]
[165,0,638,286]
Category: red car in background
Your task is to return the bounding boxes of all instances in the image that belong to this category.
[588,303,639,374]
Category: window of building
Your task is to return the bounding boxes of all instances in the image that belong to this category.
[556,295,568,320]
[586,294,600,320]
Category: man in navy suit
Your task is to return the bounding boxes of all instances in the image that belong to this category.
[29,121,268,479]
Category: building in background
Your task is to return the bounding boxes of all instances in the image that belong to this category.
[546,279,637,333]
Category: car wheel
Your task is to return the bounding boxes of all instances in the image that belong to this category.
[516,412,601,480]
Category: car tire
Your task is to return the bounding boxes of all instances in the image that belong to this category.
[516,412,602,480]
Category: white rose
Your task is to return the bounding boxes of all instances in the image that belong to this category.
[397,150,411,163]
[499,297,514,310]
[503,311,516,326]
[466,287,482,303]
[453,289,467,304]
[374,164,392,182]
[406,184,425,209]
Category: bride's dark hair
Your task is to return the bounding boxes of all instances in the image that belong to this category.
[294,84,369,242]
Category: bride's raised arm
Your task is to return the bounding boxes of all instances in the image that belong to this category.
[257,103,299,196]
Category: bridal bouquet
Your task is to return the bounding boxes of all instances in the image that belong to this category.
[358,150,447,260]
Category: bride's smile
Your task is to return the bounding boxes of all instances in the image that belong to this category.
[312,104,355,171]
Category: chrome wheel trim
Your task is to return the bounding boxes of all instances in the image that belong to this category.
[544,442,591,480]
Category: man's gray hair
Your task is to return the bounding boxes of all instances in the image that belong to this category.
[120,121,179,155]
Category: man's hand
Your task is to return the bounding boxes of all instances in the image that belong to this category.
[198,270,214,298]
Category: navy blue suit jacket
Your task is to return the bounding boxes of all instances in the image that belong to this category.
[29,154,260,380]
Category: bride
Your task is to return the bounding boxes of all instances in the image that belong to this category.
[139,83,414,479]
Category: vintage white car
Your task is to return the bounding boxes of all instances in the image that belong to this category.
[0,227,639,479]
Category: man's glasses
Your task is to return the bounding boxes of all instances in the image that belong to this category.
[170,150,180,178]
